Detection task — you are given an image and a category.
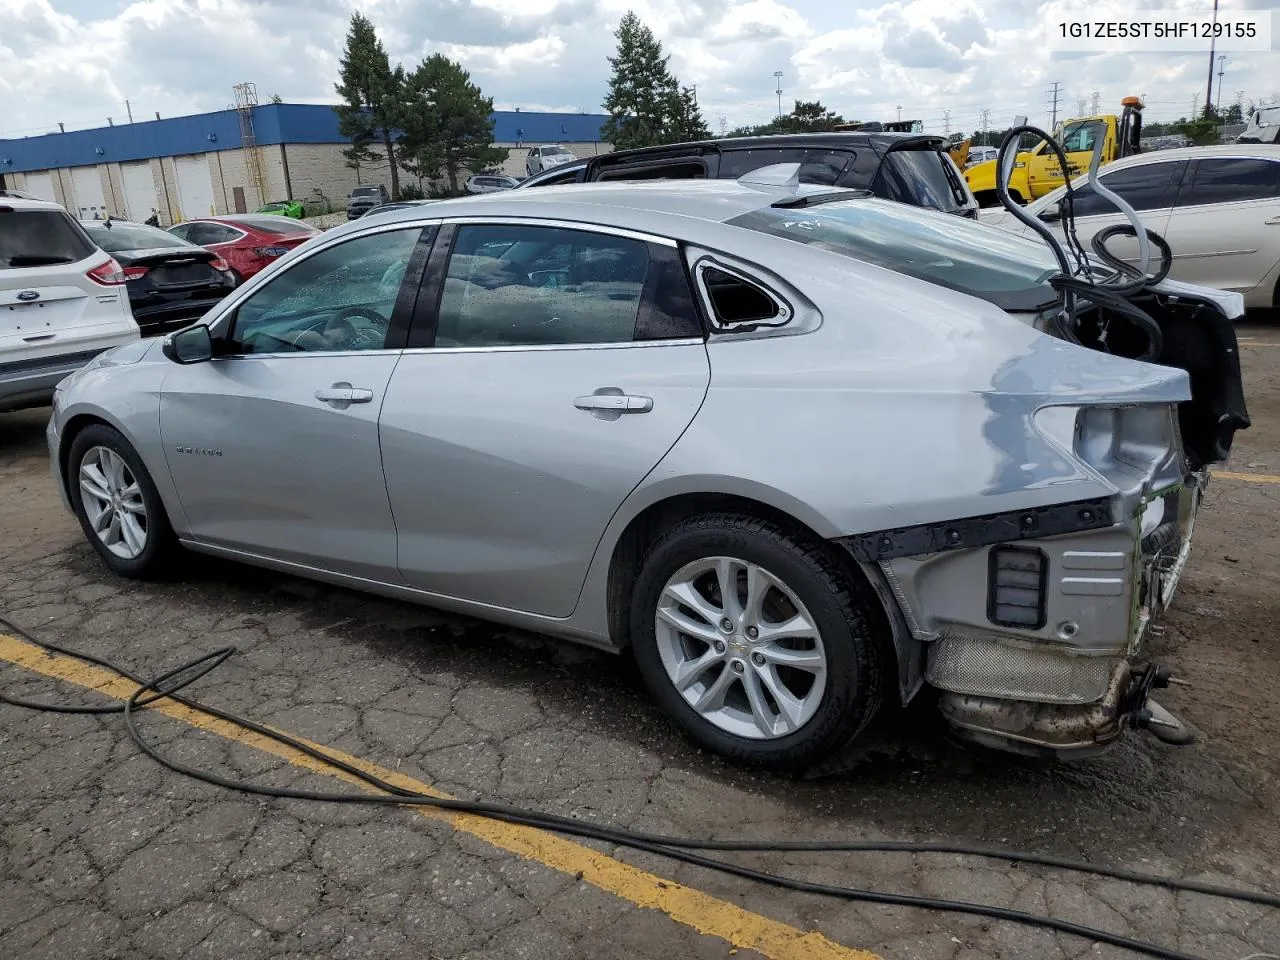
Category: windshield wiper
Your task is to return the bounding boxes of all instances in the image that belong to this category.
[7,255,76,267]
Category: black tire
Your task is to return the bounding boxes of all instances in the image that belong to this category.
[629,513,887,772]
[67,423,178,579]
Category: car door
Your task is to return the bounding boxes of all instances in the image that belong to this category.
[380,220,711,618]
[1049,159,1186,266]
[158,223,433,580]
[1159,156,1280,296]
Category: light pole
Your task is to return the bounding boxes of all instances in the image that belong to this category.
[773,71,784,119]
[896,105,902,122]
[1204,0,1219,117]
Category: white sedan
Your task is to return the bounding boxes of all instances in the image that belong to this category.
[981,144,1280,312]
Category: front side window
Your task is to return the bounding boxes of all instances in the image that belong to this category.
[1067,161,1186,217]
[434,224,651,347]
[1179,158,1280,206]
[229,227,424,354]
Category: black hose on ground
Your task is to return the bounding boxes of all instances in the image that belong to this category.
[2,614,1276,960]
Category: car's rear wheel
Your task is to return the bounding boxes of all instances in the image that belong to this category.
[68,424,177,579]
[630,513,886,771]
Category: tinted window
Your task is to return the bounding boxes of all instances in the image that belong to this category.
[230,228,423,354]
[1179,158,1280,206]
[0,209,96,268]
[435,224,650,347]
[232,215,317,235]
[718,148,855,186]
[352,186,382,197]
[83,221,194,253]
[871,149,967,213]
[186,223,238,245]
[728,198,1060,301]
[167,224,191,241]
[524,167,584,188]
[636,249,703,340]
[1068,161,1186,216]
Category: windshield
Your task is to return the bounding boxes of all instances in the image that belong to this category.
[352,187,382,197]
[544,146,572,156]
[728,197,1061,301]
[83,221,193,253]
[233,215,317,235]
[871,149,968,213]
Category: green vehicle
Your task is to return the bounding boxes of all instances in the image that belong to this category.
[256,199,305,219]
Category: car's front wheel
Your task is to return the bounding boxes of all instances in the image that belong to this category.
[68,424,177,579]
[630,513,887,771]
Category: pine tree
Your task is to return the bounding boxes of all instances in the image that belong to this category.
[399,55,508,195]
[333,13,403,199]
[670,87,710,142]
[601,12,681,149]
[780,100,845,132]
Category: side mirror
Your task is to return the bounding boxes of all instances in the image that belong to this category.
[163,324,213,364]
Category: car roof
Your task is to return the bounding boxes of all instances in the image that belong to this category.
[0,196,65,211]
[595,131,948,165]
[353,177,864,235]
[1099,142,1280,170]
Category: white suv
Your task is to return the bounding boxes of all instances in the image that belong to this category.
[525,144,576,176]
[1,198,139,412]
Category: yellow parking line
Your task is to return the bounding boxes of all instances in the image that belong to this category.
[0,632,880,960]
[1213,470,1280,485]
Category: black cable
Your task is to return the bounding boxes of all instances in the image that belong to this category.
[4,615,1277,959]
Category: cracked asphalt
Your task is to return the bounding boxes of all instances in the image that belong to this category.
[4,328,1280,960]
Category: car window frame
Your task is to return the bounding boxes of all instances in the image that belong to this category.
[1174,155,1280,209]
[197,219,439,360]
[403,217,702,351]
[689,256,793,332]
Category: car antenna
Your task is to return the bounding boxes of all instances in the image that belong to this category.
[737,163,802,193]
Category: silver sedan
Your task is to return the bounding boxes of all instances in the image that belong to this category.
[47,174,1248,770]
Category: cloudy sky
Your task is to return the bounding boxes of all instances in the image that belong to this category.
[2,0,1277,140]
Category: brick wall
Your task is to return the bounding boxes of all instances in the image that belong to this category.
[283,143,369,212]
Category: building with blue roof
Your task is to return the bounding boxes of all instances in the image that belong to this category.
[0,103,612,224]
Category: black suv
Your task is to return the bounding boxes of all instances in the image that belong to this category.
[515,132,978,218]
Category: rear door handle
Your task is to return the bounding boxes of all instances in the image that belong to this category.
[315,382,374,406]
[574,393,653,413]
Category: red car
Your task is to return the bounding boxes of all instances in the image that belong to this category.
[167,214,320,283]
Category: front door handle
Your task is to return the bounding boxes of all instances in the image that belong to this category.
[1266,215,1280,225]
[315,382,374,408]
[574,392,653,413]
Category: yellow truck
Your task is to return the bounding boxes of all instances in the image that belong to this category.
[964,97,1146,207]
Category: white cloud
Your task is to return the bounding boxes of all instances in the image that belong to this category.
[0,0,1276,139]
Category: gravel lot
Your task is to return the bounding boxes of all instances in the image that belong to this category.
[2,326,1279,960]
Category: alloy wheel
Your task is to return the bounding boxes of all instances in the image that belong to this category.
[654,556,828,739]
[78,446,148,560]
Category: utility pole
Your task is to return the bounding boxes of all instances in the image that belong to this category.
[1090,90,1101,115]
[980,108,990,145]
[1205,0,1219,117]
[1047,80,1062,128]
[125,100,134,124]
[896,105,902,122]
[1215,55,1227,112]
[943,109,951,135]
[1077,97,1088,115]
[773,71,784,120]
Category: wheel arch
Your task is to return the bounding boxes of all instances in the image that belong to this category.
[601,489,922,704]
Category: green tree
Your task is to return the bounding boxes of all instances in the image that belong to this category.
[333,12,404,199]
[398,54,508,195]
[1223,102,1244,125]
[776,99,845,133]
[670,86,710,141]
[601,11,682,148]
[267,92,283,104]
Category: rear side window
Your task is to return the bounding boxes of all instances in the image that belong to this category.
[234,215,315,235]
[871,149,967,213]
[1178,158,1280,206]
[0,209,96,269]
[717,149,855,186]
[1070,161,1186,216]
